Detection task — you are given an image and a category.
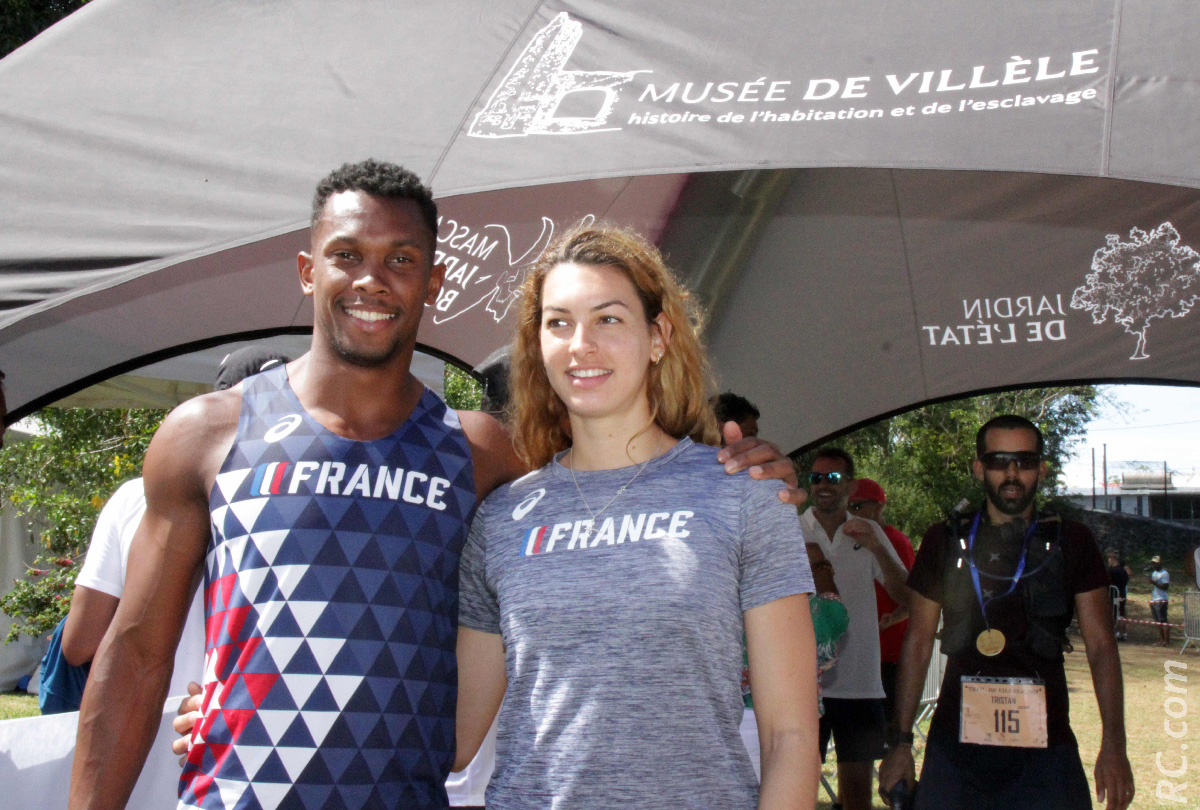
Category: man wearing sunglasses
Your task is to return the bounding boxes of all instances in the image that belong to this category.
[800,448,911,810]
[879,415,1133,810]
[848,479,916,730]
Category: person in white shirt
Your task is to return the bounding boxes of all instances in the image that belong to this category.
[1149,555,1171,646]
[62,477,205,697]
[800,446,911,810]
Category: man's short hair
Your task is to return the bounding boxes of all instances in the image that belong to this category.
[711,391,760,425]
[812,446,855,478]
[976,414,1045,457]
[311,159,439,241]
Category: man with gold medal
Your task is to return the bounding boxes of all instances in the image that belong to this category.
[879,415,1133,810]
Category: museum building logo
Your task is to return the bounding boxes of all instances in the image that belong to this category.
[469,13,645,138]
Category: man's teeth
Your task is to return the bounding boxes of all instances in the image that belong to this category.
[570,369,609,378]
[346,308,395,322]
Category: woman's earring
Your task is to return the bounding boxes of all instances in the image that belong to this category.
[653,353,663,365]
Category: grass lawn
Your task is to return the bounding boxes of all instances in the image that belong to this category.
[819,566,1198,808]
[0,690,39,721]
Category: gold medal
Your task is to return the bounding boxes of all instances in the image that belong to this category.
[976,629,1006,656]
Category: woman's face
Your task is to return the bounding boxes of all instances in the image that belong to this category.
[539,261,667,425]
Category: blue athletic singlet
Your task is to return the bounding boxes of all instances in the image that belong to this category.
[178,366,476,810]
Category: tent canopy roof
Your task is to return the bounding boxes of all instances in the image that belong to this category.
[2,1,1199,451]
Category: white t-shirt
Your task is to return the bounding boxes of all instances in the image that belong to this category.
[75,478,205,698]
[1152,568,1170,602]
[800,508,902,699]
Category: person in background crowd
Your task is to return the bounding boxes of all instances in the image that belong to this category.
[712,390,761,440]
[801,448,911,810]
[1150,554,1171,646]
[1105,549,1129,641]
[60,347,291,694]
[474,345,512,420]
[879,415,1132,810]
[848,478,915,727]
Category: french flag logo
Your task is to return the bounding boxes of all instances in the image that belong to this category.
[250,462,290,496]
[522,525,549,556]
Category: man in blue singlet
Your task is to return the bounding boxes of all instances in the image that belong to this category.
[69,160,800,810]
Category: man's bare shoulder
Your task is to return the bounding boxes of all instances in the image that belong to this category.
[144,387,241,495]
[158,387,241,446]
[455,410,528,498]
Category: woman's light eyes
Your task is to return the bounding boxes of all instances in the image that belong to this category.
[543,314,622,329]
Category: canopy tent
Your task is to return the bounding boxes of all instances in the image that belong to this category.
[1,1,1199,453]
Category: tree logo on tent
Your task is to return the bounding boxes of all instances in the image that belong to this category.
[1071,222,1200,360]
[469,13,647,138]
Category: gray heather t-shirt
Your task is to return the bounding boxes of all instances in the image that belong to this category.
[459,438,814,810]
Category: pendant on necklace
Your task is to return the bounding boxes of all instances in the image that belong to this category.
[976,628,1006,656]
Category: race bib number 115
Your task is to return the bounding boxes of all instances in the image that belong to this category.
[959,676,1048,748]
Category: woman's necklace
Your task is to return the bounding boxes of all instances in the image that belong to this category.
[568,431,664,543]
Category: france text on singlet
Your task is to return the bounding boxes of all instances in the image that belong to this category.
[178,366,475,810]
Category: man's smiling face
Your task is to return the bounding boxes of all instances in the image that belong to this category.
[299,191,444,368]
[808,456,853,517]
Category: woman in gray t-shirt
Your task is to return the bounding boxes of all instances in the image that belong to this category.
[456,224,818,810]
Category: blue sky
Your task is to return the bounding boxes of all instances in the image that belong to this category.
[1061,384,1200,490]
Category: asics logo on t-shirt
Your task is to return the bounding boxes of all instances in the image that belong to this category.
[249,461,450,510]
[523,510,693,556]
[512,488,546,521]
[263,414,303,442]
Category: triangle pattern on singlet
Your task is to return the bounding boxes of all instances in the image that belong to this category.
[180,370,474,810]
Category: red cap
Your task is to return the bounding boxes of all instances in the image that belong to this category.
[851,477,886,505]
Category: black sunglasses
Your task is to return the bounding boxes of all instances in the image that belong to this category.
[807,471,846,485]
[980,451,1041,472]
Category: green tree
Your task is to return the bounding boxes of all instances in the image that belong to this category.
[800,387,1103,543]
[0,0,89,58]
[443,363,483,411]
[0,408,164,642]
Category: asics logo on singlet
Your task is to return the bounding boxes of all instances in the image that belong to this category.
[511,488,546,520]
[263,414,303,443]
[249,461,450,510]
[522,510,693,556]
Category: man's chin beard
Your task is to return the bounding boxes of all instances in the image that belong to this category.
[986,481,1037,516]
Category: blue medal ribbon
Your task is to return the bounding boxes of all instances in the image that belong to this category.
[965,511,1037,630]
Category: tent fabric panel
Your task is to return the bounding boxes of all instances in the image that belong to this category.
[433,0,1118,192]
[704,169,1200,453]
[0,175,686,419]
[1107,0,1200,185]
[0,232,311,417]
[705,169,929,451]
[0,0,538,263]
